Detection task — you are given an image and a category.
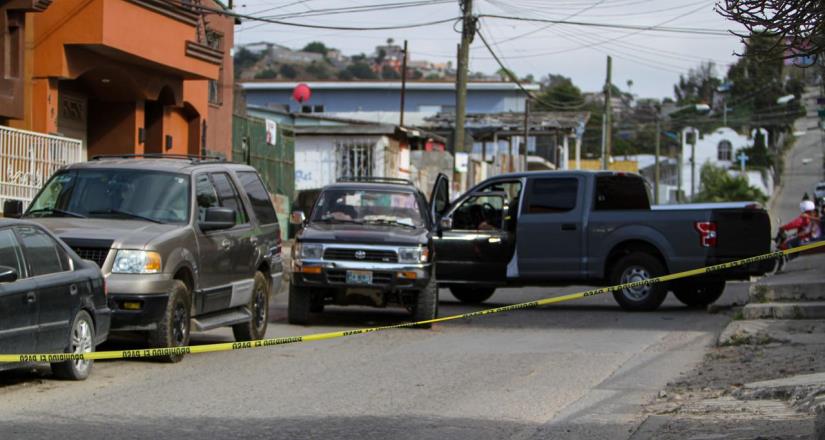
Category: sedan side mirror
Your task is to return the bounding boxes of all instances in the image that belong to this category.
[290,211,306,226]
[439,217,453,230]
[199,207,236,231]
[0,265,18,283]
[3,200,23,219]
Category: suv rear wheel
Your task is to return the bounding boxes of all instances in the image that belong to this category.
[149,280,191,363]
[233,271,270,341]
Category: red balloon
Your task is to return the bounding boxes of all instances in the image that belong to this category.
[292,83,311,103]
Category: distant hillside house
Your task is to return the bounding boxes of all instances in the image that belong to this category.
[240,81,538,125]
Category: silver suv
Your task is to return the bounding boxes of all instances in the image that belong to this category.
[12,155,283,362]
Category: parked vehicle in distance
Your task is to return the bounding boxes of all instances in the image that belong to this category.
[814,181,825,207]
[434,171,773,310]
[0,219,110,380]
[5,154,283,362]
[288,175,449,327]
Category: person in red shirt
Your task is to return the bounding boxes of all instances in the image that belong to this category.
[781,200,821,248]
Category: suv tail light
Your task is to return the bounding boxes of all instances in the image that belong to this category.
[694,221,717,247]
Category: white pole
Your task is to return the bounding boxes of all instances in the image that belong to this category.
[562,135,569,170]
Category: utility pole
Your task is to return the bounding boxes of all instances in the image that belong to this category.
[399,40,408,127]
[600,55,612,170]
[654,116,660,204]
[522,98,530,171]
[454,0,474,157]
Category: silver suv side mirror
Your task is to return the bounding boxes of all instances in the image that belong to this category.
[290,211,306,226]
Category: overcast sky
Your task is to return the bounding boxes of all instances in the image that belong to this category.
[232,0,749,100]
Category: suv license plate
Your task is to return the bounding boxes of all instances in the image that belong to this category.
[346,270,373,285]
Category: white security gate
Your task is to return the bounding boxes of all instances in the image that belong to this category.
[0,125,84,208]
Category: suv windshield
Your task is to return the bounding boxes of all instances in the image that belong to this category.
[311,189,425,228]
[26,169,190,224]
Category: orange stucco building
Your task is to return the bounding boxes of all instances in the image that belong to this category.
[0,0,235,159]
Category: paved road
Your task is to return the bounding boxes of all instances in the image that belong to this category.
[772,88,824,223]
[0,283,749,439]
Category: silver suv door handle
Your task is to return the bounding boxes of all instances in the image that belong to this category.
[221,239,232,249]
[26,292,36,304]
[69,284,78,295]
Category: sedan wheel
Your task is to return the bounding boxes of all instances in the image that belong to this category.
[51,310,95,380]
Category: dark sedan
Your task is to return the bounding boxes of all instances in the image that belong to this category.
[0,219,110,380]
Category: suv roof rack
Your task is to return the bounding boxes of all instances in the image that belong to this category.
[90,154,225,164]
[337,176,415,186]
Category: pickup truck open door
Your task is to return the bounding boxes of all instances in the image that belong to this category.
[434,191,515,285]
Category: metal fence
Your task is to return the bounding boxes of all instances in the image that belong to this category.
[0,125,84,208]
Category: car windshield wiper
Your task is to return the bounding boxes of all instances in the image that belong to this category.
[88,209,164,224]
[365,218,417,229]
[318,217,364,225]
[24,208,86,218]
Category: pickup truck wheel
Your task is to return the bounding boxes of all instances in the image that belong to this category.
[232,272,269,341]
[672,280,726,308]
[411,276,438,329]
[51,310,95,380]
[288,284,311,325]
[610,253,668,311]
[148,281,191,363]
[449,286,496,304]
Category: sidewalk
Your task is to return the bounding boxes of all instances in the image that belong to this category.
[632,254,825,439]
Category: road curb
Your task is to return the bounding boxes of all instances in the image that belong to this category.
[749,280,825,302]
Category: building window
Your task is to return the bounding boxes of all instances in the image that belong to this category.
[205,29,224,51]
[313,105,325,113]
[301,105,312,113]
[208,68,222,105]
[336,141,374,179]
[718,140,732,161]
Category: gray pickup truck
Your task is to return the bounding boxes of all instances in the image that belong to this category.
[434,170,772,310]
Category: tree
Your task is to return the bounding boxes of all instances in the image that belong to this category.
[694,163,767,203]
[278,64,297,79]
[533,76,583,110]
[717,1,824,60]
[496,67,516,82]
[345,62,378,80]
[234,47,262,72]
[381,65,400,79]
[673,61,721,106]
[302,41,329,55]
[306,61,332,79]
[254,68,277,79]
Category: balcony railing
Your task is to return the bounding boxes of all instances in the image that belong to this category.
[0,125,84,208]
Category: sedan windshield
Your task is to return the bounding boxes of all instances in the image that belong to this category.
[26,170,190,224]
[311,189,425,228]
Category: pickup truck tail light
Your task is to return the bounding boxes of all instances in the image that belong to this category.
[694,221,717,247]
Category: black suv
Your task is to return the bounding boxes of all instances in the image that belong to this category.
[289,175,449,328]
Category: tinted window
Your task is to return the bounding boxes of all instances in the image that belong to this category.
[28,170,190,224]
[594,175,651,210]
[15,226,68,276]
[452,195,505,230]
[525,178,578,214]
[0,229,25,279]
[195,174,220,222]
[237,171,277,225]
[211,173,249,224]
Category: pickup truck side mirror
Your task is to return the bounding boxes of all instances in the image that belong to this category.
[199,207,236,231]
[439,217,453,230]
[289,211,306,226]
[0,265,18,283]
[3,200,23,219]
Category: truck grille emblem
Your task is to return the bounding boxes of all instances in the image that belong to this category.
[354,250,367,260]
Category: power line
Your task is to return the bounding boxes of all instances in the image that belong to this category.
[478,13,730,35]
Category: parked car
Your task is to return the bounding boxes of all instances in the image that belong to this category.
[288,175,449,327]
[5,154,283,362]
[0,219,110,380]
[434,171,773,310]
[814,181,825,207]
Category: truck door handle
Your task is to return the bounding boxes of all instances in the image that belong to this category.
[69,284,78,295]
[221,239,232,249]
[488,237,502,244]
[561,224,577,231]
[26,292,36,304]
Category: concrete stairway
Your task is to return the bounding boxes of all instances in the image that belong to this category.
[743,253,825,319]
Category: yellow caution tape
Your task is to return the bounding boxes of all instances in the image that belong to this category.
[3,240,824,363]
